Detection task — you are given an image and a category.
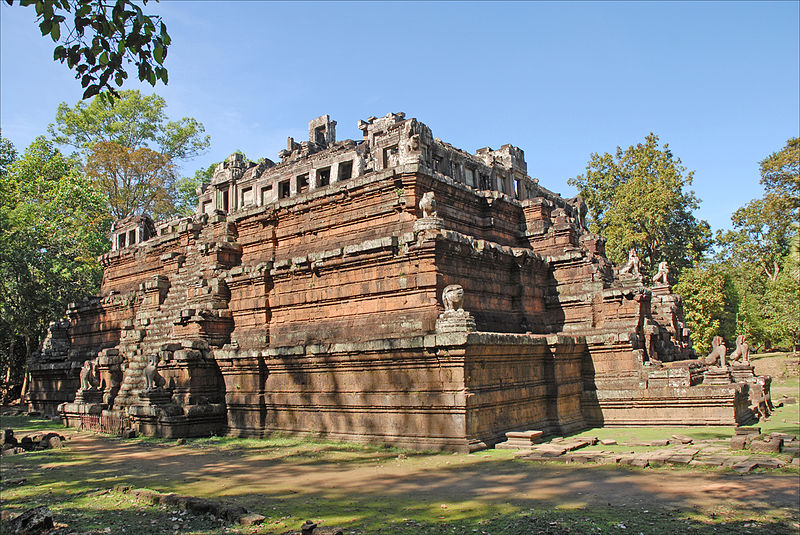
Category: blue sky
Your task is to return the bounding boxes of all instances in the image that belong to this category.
[2,1,798,234]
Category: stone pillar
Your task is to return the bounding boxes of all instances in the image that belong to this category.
[308,169,318,191]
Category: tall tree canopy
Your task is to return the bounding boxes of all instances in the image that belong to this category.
[718,137,799,282]
[0,136,110,387]
[3,0,170,100]
[760,137,799,212]
[714,137,800,351]
[50,90,210,219]
[568,133,711,280]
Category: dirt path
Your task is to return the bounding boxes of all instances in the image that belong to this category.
[39,430,799,514]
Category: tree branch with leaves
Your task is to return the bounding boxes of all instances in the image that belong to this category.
[3,0,170,100]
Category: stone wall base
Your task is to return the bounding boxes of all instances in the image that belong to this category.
[582,384,755,427]
[59,403,226,439]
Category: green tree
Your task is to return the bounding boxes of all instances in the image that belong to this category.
[3,0,170,100]
[674,264,737,354]
[715,137,800,351]
[0,136,110,389]
[568,133,711,280]
[763,267,800,352]
[760,137,799,212]
[50,90,210,219]
[716,195,793,281]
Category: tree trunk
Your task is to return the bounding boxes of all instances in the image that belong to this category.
[4,339,13,384]
[20,371,29,404]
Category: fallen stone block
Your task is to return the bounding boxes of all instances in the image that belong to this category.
[750,438,782,454]
[562,440,591,452]
[734,426,761,436]
[650,439,670,447]
[732,460,758,473]
[670,434,693,444]
[4,505,54,534]
[729,435,747,450]
[689,457,725,467]
[666,454,694,465]
[752,458,785,469]
[239,513,266,526]
[505,430,543,443]
[595,454,622,464]
[599,438,617,446]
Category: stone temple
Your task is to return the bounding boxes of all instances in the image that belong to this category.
[29,113,769,451]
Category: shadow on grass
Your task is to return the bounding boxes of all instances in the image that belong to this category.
[2,483,797,535]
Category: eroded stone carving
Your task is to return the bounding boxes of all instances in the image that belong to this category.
[729,334,751,365]
[442,284,464,312]
[79,359,99,391]
[419,191,437,218]
[435,284,475,333]
[618,248,641,276]
[652,260,669,285]
[143,354,166,392]
[704,335,728,369]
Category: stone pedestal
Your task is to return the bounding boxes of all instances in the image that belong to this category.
[137,389,173,406]
[703,367,733,385]
[74,389,103,404]
[435,310,476,333]
[731,364,756,383]
[651,283,671,295]
[413,217,444,232]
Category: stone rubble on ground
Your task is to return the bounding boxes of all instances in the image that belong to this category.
[1,428,67,455]
[502,428,799,472]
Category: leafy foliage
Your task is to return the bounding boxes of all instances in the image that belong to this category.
[4,0,170,100]
[84,141,176,219]
[50,90,210,219]
[716,195,793,281]
[49,90,209,159]
[760,136,799,212]
[568,133,711,280]
[713,137,800,351]
[674,265,736,354]
[763,267,800,352]
[0,136,110,383]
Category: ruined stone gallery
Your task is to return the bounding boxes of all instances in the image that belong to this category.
[29,113,770,451]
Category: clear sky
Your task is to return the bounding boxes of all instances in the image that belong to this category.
[1,1,798,234]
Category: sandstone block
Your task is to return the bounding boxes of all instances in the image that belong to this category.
[729,435,747,450]
[750,438,782,454]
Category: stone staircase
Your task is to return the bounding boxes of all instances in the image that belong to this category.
[112,221,236,410]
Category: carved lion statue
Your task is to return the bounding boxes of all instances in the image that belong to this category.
[442,284,465,313]
[703,335,727,368]
[618,248,641,276]
[419,191,437,218]
[79,359,99,391]
[143,354,166,392]
[729,334,751,365]
[652,260,669,284]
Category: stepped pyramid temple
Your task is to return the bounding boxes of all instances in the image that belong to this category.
[29,113,770,451]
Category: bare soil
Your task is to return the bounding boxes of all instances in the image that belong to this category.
[23,429,800,513]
